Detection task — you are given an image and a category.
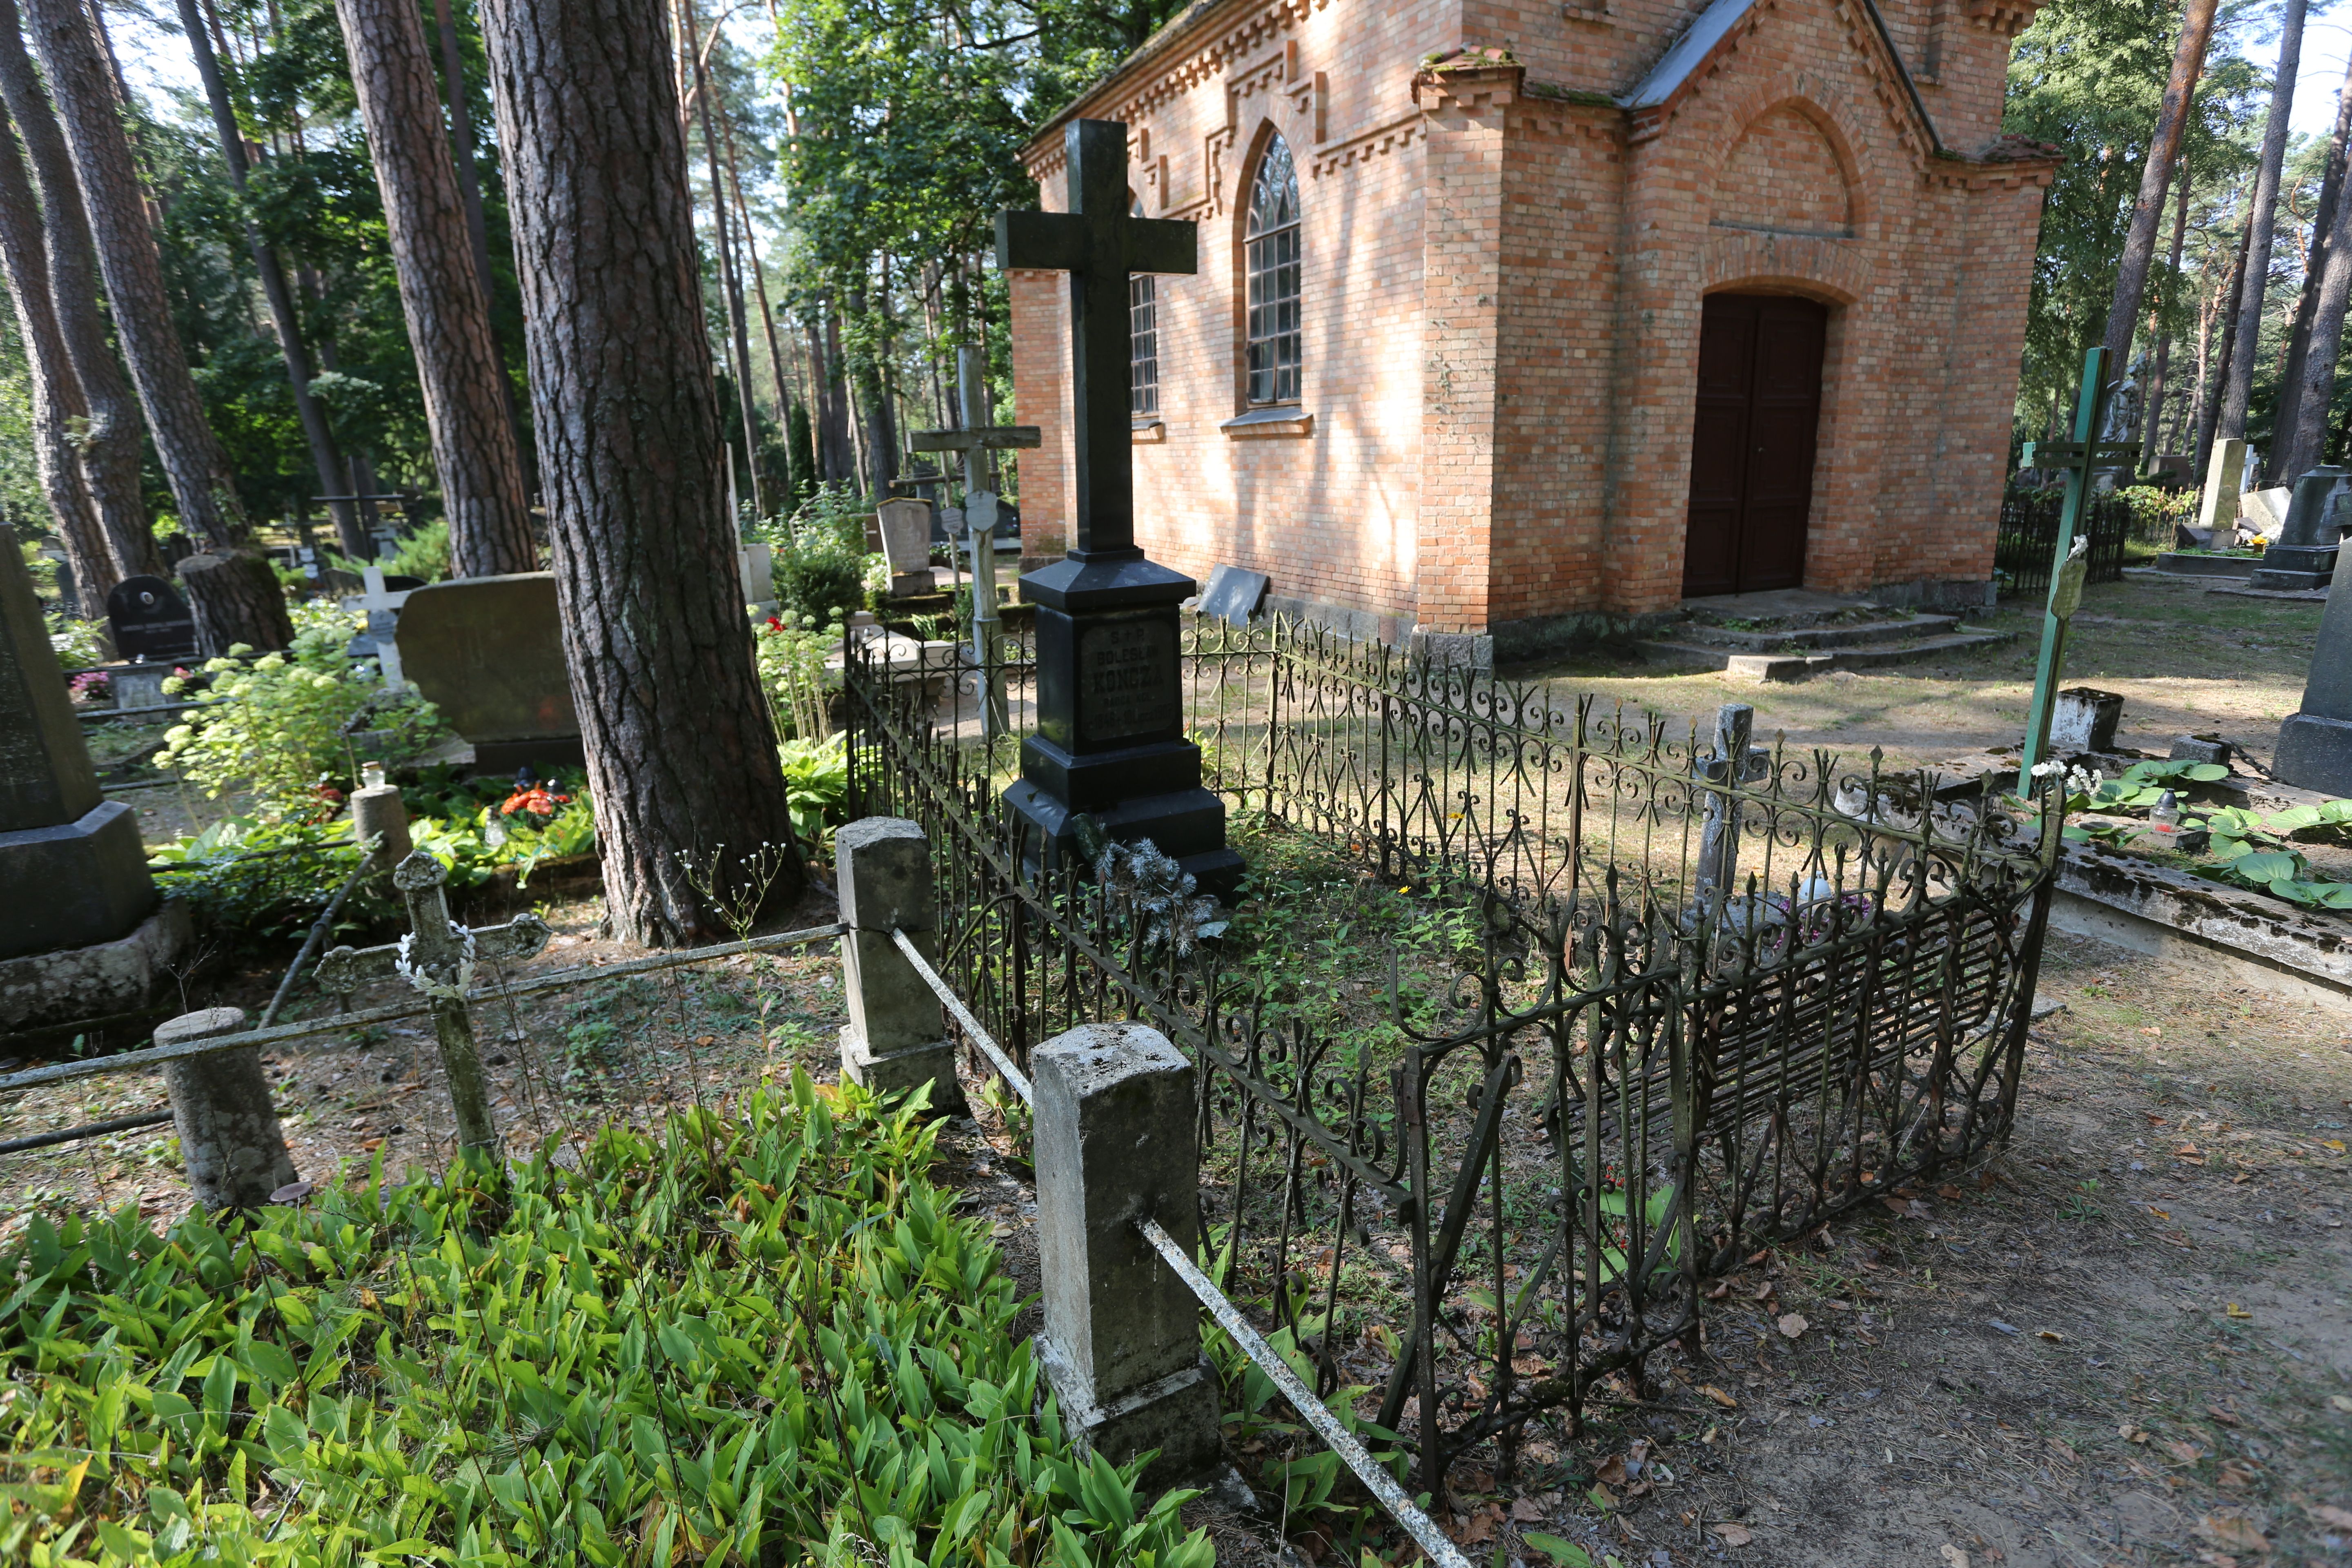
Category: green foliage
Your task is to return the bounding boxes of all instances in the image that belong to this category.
[755,617,836,740]
[152,609,448,813]
[45,615,110,673]
[2003,0,2261,421]
[0,1076,1218,1566]
[779,733,850,845]
[147,814,388,946]
[772,535,871,633]
[331,518,455,583]
[404,770,599,890]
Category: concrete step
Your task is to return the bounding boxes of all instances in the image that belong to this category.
[1636,628,2014,682]
[1673,613,1959,651]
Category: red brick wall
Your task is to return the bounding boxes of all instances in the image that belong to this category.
[1007,0,2051,636]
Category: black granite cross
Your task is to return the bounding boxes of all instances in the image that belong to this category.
[996,118,1196,559]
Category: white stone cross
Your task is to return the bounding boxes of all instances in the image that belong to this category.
[341,566,416,689]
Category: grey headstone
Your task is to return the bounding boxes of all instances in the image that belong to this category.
[104,575,196,662]
[2050,686,2124,754]
[2277,467,2352,548]
[395,573,582,769]
[2168,735,2233,767]
[1196,564,1270,627]
[2276,548,2352,792]
[0,526,157,958]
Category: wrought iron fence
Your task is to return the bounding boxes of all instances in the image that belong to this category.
[845,619,2059,1486]
[1995,487,2141,598]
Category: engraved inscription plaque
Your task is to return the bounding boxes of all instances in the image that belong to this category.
[1077,617,1178,745]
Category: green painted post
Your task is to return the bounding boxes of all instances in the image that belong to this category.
[2016,346,2138,780]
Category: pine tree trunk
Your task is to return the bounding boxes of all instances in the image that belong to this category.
[0,100,109,604]
[2278,166,2352,478]
[2139,162,2194,475]
[2220,0,2309,446]
[478,0,802,947]
[429,0,527,465]
[0,0,152,584]
[2198,222,2252,475]
[20,0,287,652]
[2276,56,2352,478]
[176,0,366,562]
[2100,0,2221,372]
[336,0,537,578]
[180,550,292,655]
[678,0,763,521]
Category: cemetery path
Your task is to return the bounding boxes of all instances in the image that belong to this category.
[1517,577,2325,776]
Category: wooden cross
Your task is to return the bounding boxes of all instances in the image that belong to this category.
[2018,346,2136,779]
[994,118,1196,558]
[340,566,416,688]
[315,850,548,1158]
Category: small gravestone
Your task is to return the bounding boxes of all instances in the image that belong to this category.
[341,568,422,687]
[2170,734,2234,766]
[37,539,78,619]
[1196,565,1270,628]
[2049,686,2124,754]
[2249,466,2350,592]
[738,541,775,617]
[395,573,582,771]
[109,666,167,711]
[2276,549,2352,793]
[2197,438,2246,538]
[2238,486,2292,542]
[877,498,934,597]
[105,575,197,662]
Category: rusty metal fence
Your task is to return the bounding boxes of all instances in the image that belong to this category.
[846,617,2060,1486]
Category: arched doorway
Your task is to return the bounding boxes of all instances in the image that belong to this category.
[1682,292,1829,597]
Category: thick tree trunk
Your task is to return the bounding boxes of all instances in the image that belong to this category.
[2100,0,2221,372]
[176,0,366,562]
[2139,161,2193,475]
[0,94,110,605]
[430,0,527,461]
[336,0,537,577]
[479,0,802,946]
[2197,220,2251,475]
[815,307,854,481]
[180,550,292,654]
[20,0,287,651]
[2276,56,2352,478]
[2220,0,2308,446]
[2278,161,2352,478]
[0,0,151,584]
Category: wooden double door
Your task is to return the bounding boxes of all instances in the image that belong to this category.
[1682,292,1828,598]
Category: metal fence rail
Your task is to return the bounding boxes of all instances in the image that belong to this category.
[1996,487,2139,598]
[847,621,2060,1488]
[892,918,1472,1568]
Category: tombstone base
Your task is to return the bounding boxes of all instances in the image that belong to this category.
[0,899,189,1032]
[0,800,158,959]
[1035,1338,1226,1492]
[1006,772,1245,897]
[2275,712,2352,796]
[838,1026,969,1115]
[2249,544,2339,593]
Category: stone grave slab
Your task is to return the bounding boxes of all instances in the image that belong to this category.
[2240,486,2292,539]
[0,525,159,962]
[877,499,934,597]
[2197,438,2245,537]
[395,573,583,771]
[1196,564,1270,627]
[105,575,197,663]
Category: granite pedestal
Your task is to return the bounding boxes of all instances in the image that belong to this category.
[2276,546,2352,795]
[2249,466,2349,592]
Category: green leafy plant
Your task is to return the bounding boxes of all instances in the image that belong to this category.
[780,733,850,845]
[330,517,455,583]
[146,814,395,944]
[153,610,448,813]
[756,617,835,739]
[0,1074,1217,1567]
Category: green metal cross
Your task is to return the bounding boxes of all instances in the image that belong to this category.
[2017,345,2138,781]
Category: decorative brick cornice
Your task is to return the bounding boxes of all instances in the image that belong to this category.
[1927,136,2060,190]
[1411,56,1526,112]
[1307,112,1425,176]
[1960,0,2040,36]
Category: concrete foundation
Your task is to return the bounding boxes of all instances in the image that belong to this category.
[0,900,190,1033]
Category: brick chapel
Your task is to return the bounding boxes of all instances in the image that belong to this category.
[1005,0,2057,659]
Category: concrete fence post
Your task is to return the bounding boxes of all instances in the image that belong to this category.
[835,816,967,1114]
[1032,1021,1223,1488]
[156,1006,299,1210]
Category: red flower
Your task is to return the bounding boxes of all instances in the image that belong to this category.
[766,616,784,631]
[501,785,571,818]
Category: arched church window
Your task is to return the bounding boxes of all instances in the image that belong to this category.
[1130,197,1159,418]
[1245,134,1301,406]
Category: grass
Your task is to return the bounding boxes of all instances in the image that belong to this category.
[0,1073,1218,1567]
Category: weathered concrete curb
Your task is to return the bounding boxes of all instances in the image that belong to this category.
[1637,629,2012,682]
[2055,841,2352,1009]
[0,899,191,1033]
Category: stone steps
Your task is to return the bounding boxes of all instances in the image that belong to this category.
[1635,628,2014,682]
[1673,612,1960,650]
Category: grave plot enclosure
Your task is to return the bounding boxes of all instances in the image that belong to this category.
[847,620,2059,1483]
